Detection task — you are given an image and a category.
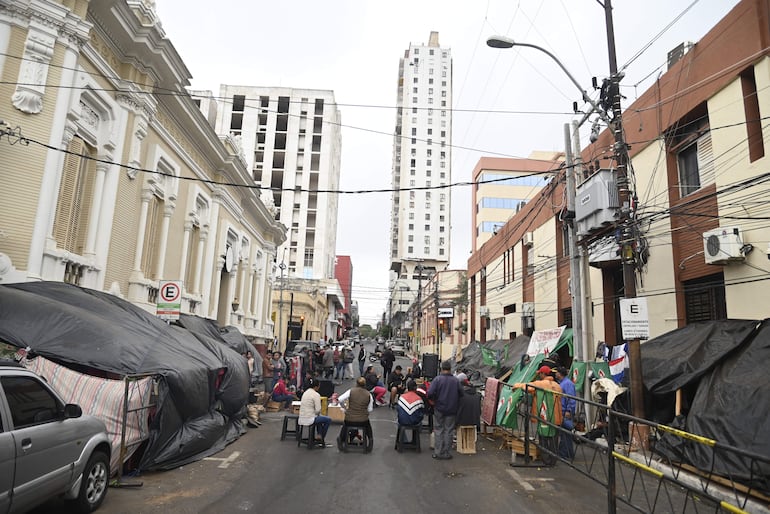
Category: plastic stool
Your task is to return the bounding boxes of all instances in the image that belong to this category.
[281,414,299,441]
[395,424,421,452]
[297,423,319,449]
[337,423,373,453]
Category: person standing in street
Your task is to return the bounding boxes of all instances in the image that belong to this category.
[427,360,464,460]
[554,366,576,459]
[380,346,395,384]
[357,342,367,378]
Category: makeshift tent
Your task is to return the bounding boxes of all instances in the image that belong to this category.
[0,282,249,471]
[456,330,573,429]
[641,319,770,493]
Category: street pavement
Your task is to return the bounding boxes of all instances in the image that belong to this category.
[35,346,626,513]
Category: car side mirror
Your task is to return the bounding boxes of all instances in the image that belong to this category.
[63,403,83,419]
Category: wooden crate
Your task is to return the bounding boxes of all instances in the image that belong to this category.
[457,426,477,454]
[265,400,282,412]
[291,401,301,415]
[507,435,540,459]
[327,405,345,423]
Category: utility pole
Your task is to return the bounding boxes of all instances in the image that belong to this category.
[416,263,423,354]
[564,123,583,362]
[277,257,286,353]
[434,284,440,362]
[601,0,644,420]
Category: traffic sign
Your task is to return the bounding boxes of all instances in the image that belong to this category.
[619,297,649,340]
[157,280,182,320]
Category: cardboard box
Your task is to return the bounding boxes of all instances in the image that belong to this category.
[327,405,345,423]
[291,401,301,415]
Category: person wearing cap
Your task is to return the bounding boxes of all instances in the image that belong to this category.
[298,377,332,447]
[513,365,563,463]
[427,360,464,460]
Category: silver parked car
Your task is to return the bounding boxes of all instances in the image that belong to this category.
[0,361,111,513]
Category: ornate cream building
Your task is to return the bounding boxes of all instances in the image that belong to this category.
[0,0,286,343]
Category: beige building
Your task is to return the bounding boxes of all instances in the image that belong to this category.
[0,0,286,343]
[472,154,563,252]
[414,269,468,360]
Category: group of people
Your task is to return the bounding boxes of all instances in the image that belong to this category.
[512,364,576,460]
[290,355,482,461]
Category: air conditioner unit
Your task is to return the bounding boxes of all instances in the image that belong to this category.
[522,232,534,247]
[703,227,744,265]
[479,306,490,317]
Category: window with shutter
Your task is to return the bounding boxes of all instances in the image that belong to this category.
[141,195,161,279]
[53,136,94,254]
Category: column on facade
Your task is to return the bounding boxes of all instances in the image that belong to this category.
[245,263,256,316]
[132,190,154,272]
[192,225,208,294]
[237,258,247,312]
[208,257,224,320]
[83,160,110,258]
[27,41,81,277]
[154,201,175,280]
[179,220,193,291]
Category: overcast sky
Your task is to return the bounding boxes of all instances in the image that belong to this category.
[156,0,738,325]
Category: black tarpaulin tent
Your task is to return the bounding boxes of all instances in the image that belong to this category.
[641,319,770,492]
[0,281,249,471]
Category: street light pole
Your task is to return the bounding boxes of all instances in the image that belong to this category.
[277,250,287,353]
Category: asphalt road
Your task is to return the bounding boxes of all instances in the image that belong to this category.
[36,344,623,513]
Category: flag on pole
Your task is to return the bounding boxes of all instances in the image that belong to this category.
[609,343,629,383]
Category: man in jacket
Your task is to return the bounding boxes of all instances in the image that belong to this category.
[397,379,425,427]
[380,347,395,383]
[357,343,367,378]
[427,360,464,460]
[513,365,563,465]
[387,365,406,408]
[455,373,481,430]
[554,366,576,459]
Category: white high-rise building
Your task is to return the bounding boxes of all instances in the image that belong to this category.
[388,32,452,333]
[214,86,342,280]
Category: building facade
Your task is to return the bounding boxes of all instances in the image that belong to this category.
[0,0,286,343]
[388,31,453,327]
[467,0,770,352]
[334,255,353,339]
[472,154,563,252]
[414,269,468,359]
[210,85,343,349]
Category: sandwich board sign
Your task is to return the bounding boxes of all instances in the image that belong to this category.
[157,280,182,321]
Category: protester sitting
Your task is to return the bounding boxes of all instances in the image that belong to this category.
[298,378,331,447]
[407,358,422,380]
[387,365,406,409]
[364,365,388,406]
[397,379,425,427]
[271,376,298,409]
[337,377,374,451]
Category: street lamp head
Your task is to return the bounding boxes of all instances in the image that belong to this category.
[486,35,516,49]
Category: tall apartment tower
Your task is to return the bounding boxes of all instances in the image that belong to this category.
[215,86,342,280]
[388,32,452,331]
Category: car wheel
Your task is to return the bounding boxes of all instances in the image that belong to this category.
[72,450,109,513]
